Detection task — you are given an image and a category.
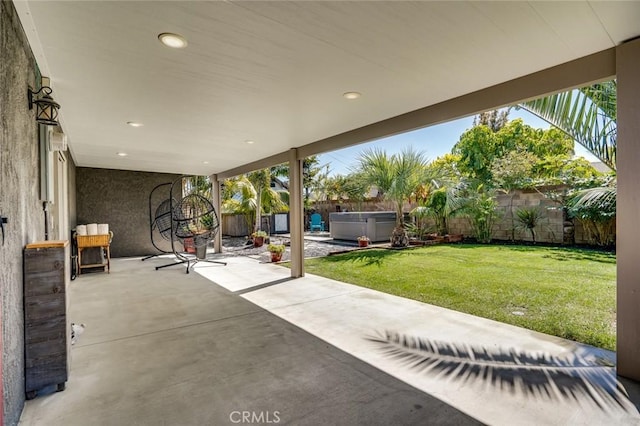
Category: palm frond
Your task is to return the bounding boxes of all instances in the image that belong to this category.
[261,187,289,214]
[568,186,617,213]
[367,331,634,412]
[519,81,616,170]
[358,147,395,194]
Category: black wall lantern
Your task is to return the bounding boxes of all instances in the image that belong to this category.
[28,86,60,126]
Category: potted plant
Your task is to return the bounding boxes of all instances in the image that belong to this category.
[267,243,285,262]
[252,230,268,247]
[357,235,370,247]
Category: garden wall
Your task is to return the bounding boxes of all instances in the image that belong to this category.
[313,188,593,245]
[447,190,566,243]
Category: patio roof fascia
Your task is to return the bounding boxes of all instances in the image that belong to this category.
[217,47,615,180]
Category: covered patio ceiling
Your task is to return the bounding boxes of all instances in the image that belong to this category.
[15,1,640,177]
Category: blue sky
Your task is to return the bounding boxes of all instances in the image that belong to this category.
[317,108,599,176]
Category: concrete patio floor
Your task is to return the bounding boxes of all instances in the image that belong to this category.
[20,254,640,425]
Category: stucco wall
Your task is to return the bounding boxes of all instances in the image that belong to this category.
[0,2,46,423]
[76,168,181,257]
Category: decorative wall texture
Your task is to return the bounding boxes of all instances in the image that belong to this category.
[0,2,45,423]
[76,168,181,257]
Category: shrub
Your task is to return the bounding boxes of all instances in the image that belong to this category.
[462,190,500,244]
[515,206,546,243]
[267,243,285,254]
[566,185,616,246]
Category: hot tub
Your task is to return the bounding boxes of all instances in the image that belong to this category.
[329,211,396,242]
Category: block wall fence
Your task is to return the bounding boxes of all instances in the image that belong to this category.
[312,187,593,245]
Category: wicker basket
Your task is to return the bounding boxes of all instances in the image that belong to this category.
[76,234,111,248]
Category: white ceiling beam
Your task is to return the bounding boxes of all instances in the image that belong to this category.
[218,47,615,179]
[297,48,615,159]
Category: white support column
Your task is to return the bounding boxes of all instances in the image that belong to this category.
[210,174,223,254]
[616,38,640,381]
[289,148,304,278]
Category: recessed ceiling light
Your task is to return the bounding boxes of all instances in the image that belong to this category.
[126,121,143,127]
[158,33,188,49]
[245,140,255,145]
[343,92,361,100]
[203,161,209,164]
[117,152,128,157]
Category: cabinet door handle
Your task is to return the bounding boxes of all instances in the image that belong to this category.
[52,286,61,294]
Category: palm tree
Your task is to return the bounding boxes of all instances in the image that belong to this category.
[223,172,288,235]
[519,81,617,246]
[421,185,464,236]
[247,169,270,232]
[358,147,428,247]
[518,81,616,170]
[222,176,258,233]
[566,182,616,246]
[183,175,212,198]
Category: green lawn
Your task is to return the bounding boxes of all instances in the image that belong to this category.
[303,244,616,350]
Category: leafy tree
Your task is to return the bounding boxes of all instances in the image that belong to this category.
[319,174,345,202]
[452,125,499,183]
[533,156,600,185]
[342,172,369,203]
[183,175,212,198]
[270,163,289,178]
[317,172,369,210]
[496,119,573,159]
[358,147,428,247]
[453,118,575,186]
[533,127,575,158]
[473,109,510,132]
[491,149,537,190]
[427,153,462,183]
[302,156,324,206]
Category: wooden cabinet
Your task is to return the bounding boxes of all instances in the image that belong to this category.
[23,240,70,399]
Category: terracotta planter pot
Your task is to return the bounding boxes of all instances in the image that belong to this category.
[270,252,283,262]
[184,237,196,253]
[358,240,369,247]
[253,236,264,247]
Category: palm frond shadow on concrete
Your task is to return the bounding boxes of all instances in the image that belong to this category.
[367,330,636,413]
